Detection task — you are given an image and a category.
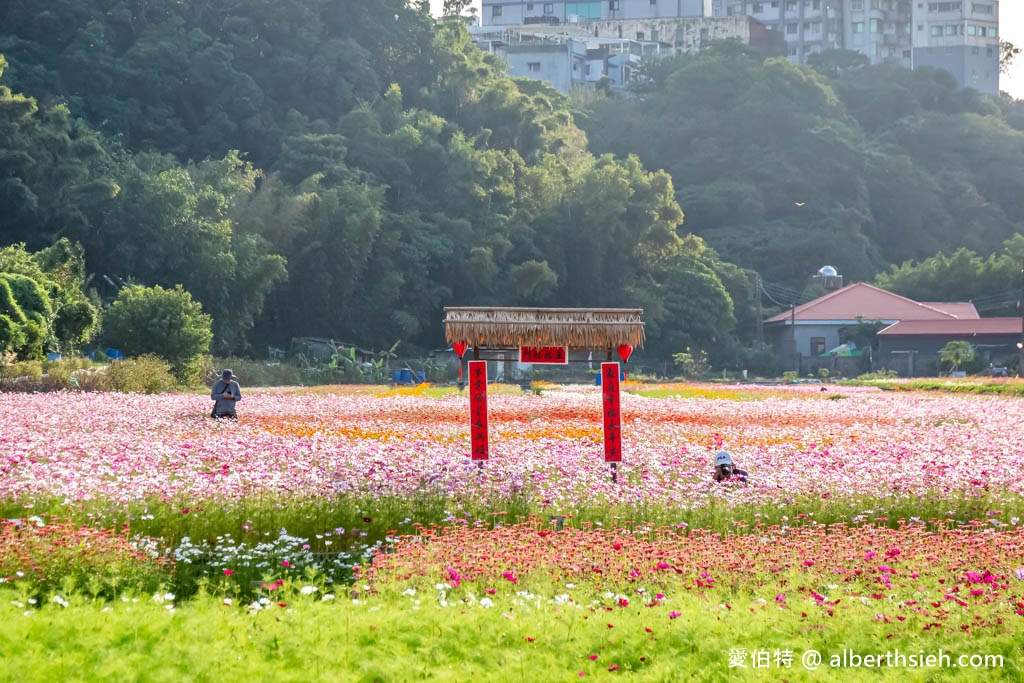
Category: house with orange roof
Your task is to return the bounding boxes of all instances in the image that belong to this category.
[761,281,1022,376]
[877,318,1022,376]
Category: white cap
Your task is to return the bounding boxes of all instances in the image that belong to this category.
[714,451,733,466]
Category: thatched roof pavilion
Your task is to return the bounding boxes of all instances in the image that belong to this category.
[443,307,644,349]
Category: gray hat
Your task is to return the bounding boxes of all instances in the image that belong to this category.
[714,451,733,466]
[221,369,234,380]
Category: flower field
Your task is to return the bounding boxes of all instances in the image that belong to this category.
[2,383,1024,679]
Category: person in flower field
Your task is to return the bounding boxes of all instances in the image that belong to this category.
[713,451,748,483]
[211,369,241,419]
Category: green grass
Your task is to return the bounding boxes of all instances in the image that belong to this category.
[839,378,1024,396]
[1,580,1019,682]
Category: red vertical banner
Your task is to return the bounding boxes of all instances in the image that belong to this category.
[469,360,488,461]
[601,362,622,463]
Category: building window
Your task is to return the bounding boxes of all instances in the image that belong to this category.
[943,24,957,35]
[492,4,502,17]
[972,3,993,12]
[544,3,555,14]
[609,0,620,9]
[527,62,541,72]
[753,2,763,12]
[651,0,658,4]
[870,18,879,32]
[771,0,779,7]
[971,46,979,55]
[851,1,864,9]
[787,23,798,34]
[527,2,534,9]
[810,338,826,356]
[903,49,911,57]
[785,0,797,10]
[930,25,941,35]
[637,31,645,40]
[854,21,865,32]
[966,24,976,35]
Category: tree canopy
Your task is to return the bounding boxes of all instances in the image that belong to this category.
[1,5,1022,370]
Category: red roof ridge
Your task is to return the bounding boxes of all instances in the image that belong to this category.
[765,282,960,323]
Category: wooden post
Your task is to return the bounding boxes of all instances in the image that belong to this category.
[602,362,622,481]
[469,360,488,463]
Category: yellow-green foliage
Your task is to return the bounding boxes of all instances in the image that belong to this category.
[0,581,1019,682]
[102,355,177,393]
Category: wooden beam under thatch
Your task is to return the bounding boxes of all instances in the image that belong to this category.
[444,307,644,349]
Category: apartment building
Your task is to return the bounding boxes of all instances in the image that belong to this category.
[714,0,998,91]
[482,0,999,93]
[472,15,777,92]
[910,1,999,93]
[481,1,712,26]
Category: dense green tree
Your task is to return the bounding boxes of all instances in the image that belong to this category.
[874,239,1024,317]
[101,284,213,381]
[939,340,974,373]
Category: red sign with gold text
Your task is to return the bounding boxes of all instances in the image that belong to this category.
[601,362,622,463]
[519,346,568,364]
[469,360,488,461]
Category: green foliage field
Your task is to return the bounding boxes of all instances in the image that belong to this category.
[0,580,1019,682]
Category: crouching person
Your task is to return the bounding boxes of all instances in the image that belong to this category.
[211,369,241,419]
[713,451,748,483]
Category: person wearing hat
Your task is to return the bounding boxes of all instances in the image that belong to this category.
[713,451,747,483]
[210,369,242,419]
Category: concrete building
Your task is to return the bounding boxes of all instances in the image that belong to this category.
[910,0,1000,94]
[483,0,999,92]
[471,16,776,92]
[712,0,847,62]
[711,0,999,93]
[481,1,712,26]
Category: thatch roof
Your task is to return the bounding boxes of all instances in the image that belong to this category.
[444,307,644,348]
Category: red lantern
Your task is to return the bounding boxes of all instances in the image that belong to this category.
[616,345,633,363]
[452,341,468,381]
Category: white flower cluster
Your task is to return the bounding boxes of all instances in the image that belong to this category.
[170,529,379,582]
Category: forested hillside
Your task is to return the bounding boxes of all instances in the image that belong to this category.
[582,44,1024,295]
[2,2,1022,369]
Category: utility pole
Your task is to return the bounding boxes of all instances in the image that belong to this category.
[1018,258,1024,376]
[754,272,763,343]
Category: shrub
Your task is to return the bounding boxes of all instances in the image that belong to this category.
[102,355,177,394]
[101,284,213,383]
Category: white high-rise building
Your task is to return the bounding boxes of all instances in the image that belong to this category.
[910,1,999,93]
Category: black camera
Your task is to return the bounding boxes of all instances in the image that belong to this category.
[719,465,733,477]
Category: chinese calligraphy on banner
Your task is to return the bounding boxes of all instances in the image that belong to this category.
[518,346,568,364]
[469,360,488,461]
[601,362,621,463]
